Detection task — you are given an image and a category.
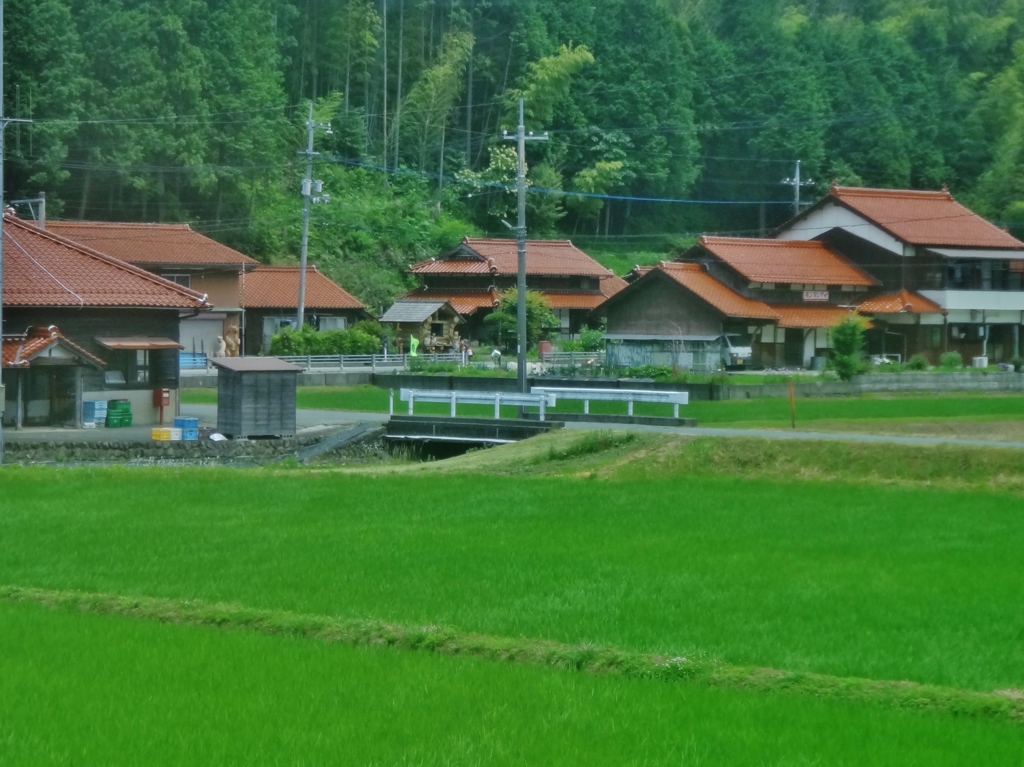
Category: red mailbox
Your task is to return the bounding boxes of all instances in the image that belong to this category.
[153,387,171,424]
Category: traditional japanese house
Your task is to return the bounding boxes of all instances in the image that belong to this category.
[0,214,210,427]
[775,185,1022,363]
[241,266,370,354]
[405,237,627,339]
[47,220,258,358]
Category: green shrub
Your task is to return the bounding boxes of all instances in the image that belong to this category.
[269,325,380,356]
[906,354,929,371]
[939,351,963,370]
[578,325,605,352]
[829,316,868,381]
[1012,356,1024,372]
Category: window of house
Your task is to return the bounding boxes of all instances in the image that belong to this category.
[790,284,803,291]
[928,327,942,349]
[762,283,775,290]
[164,274,191,288]
[318,316,347,331]
[430,322,444,336]
[136,350,150,384]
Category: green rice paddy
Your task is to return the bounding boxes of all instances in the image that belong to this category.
[5,599,1022,766]
[4,434,1024,763]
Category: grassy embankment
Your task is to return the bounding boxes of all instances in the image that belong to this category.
[5,436,1024,762]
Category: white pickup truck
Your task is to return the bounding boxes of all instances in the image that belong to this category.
[720,334,753,368]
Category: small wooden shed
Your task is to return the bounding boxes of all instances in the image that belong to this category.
[211,357,301,438]
[379,299,464,353]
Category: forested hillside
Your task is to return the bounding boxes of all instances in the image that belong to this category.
[7,0,1024,308]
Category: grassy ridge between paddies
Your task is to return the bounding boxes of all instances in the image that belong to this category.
[3,449,1024,691]
[4,601,1023,767]
[184,386,1024,428]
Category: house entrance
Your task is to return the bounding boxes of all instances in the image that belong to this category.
[784,329,806,368]
[23,367,77,426]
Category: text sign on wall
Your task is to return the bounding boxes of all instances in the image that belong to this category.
[803,290,829,302]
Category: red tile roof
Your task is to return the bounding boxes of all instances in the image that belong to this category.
[242,266,365,310]
[2,326,105,368]
[47,220,259,267]
[829,186,1024,249]
[769,304,855,329]
[656,263,778,320]
[2,215,210,309]
[697,236,877,286]
[401,288,500,315]
[857,289,945,315]
[410,237,613,278]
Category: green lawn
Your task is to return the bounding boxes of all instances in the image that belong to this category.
[183,385,1024,426]
[2,466,1024,691]
[5,600,1021,767]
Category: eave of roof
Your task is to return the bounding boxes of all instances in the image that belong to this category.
[410,237,613,278]
[696,235,878,286]
[622,262,778,320]
[242,266,366,311]
[2,326,105,368]
[769,304,856,329]
[857,290,945,315]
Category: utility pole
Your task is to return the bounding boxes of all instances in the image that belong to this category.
[502,98,547,392]
[296,102,332,329]
[0,0,30,466]
[10,192,45,228]
[782,160,814,217]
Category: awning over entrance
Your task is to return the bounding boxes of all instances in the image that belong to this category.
[97,337,183,351]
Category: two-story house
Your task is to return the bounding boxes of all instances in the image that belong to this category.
[47,220,258,358]
[775,185,1024,363]
[604,237,880,369]
[404,237,627,340]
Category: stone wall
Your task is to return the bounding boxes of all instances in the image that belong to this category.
[5,432,389,466]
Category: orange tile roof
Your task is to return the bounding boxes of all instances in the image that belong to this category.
[2,326,105,368]
[769,304,855,329]
[410,237,613,277]
[242,266,365,310]
[697,236,877,286]
[829,186,1024,249]
[857,289,945,315]
[401,288,500,315]
[2,215,210,309]
[656,263,778,320]
[47,220,259,267]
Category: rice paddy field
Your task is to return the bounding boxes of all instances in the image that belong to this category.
[3,432,1024,764]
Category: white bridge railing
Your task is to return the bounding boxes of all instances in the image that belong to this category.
[538,350,605,366]
[531,386,689,418]
[393,388,557,420]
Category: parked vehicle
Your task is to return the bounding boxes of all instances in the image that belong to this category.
[721,333,753,368]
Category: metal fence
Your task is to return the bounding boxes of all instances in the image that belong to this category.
[537,350,606,366]
[276,351,463,370]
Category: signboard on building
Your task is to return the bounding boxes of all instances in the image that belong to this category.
[803,290,829,302]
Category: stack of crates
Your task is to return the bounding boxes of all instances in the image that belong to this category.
[105,399,133,428]
[152,427,172,441]
[174,416,200,441]
[83,400,108,428]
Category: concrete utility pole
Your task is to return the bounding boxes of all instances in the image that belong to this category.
[0,0,29,466]
[297,102,332,329]
[782,160,814,218]
[502,98,547,392]
[10,192,45,228]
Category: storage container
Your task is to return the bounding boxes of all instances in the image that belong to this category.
[169,428,183,441]
[182,428,199,441]
[152,428,172,441]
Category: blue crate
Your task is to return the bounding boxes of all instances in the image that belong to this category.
[182,428,200,441]
[174,417,199,429]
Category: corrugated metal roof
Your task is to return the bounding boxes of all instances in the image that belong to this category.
[380,300,448,323]
[211,357,302,372]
